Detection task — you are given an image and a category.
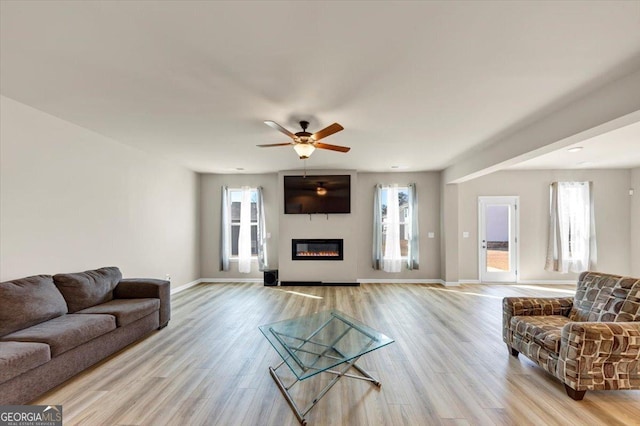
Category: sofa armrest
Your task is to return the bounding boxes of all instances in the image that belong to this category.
[114,279,170,328]
[502,297,573,345]
[558,322,640,390]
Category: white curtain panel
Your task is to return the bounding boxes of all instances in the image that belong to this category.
[372,184,383,270]
[256,186,268,271]
[407,183,419,270]
[545,181,597,273]
[220,186,231,271]
[383,185,403,272]
[238,186,253,273]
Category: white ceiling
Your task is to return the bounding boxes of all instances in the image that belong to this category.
[1,1,639,174]
[509,121,640,170]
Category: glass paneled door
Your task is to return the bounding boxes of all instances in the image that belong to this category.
[478,196,519,283]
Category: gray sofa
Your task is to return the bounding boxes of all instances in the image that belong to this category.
[0,266,170,405]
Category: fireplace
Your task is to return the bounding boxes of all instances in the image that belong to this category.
[292,239,344,261]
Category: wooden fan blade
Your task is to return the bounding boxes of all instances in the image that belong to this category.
[257,142,294,147]
[315,142,351,153]
[264,120,295,139]
[311,123,344,141]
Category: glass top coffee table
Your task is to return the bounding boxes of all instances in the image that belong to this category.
[259,310,394,424]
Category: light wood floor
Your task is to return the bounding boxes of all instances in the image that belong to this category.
[34,283,640,425]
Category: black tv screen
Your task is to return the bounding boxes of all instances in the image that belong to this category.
[284,175,351,214]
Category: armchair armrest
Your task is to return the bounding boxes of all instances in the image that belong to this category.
[502,297,573,345]
[558,322,640,391]
[114,278,170,328]
[561,321,640,359]
[503,296,574,317]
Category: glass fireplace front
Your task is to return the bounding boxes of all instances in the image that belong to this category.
[292,239,344,261]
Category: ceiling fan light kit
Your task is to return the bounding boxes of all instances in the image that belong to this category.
[316,182,328,195]
[259,120,350,159]
[293,143,315,159]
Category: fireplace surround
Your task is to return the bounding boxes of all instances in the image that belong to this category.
[292,239,344,261]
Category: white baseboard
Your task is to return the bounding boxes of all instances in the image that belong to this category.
[357,278,445,285]
[516,280,576,285]
[170,277,264,294]
[171,277,574,293]
[447,279,573,285]
[170,278,203,294]
[356,278,465,287]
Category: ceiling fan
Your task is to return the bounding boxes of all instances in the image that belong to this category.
[258,120,350,159]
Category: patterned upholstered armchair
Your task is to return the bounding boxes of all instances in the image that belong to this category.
[503,271,640,400]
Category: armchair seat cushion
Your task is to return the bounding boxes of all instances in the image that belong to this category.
[0,314,116,357]
[76,298,160,327]
[0,342,51,383]
[512,315,571,353]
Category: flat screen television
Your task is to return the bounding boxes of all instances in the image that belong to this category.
[284,175,351,214]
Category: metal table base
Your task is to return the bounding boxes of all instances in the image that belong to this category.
[268,353,381,425]
[262,312,389,425]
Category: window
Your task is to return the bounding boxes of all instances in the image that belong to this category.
[381,186,410,258]
[229,188,258,257]
[545,181,596,273]
[372,183,419,272]
[220,186,268,274]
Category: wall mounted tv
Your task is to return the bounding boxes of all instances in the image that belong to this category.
[284,175,351,214]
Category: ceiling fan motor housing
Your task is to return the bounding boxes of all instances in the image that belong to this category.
[295,121,313,141]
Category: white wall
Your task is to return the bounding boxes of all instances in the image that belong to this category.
[457,169,632,282]
[356,172,441,281]
[277,170,358,282]
[198,170,441,283]
[0,96,199,289]
[4,95,634,287]
[632,167,640,276]
[440,182,460,284]
[199,173,279,279]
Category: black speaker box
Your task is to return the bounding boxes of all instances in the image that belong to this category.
[264,269,278,286]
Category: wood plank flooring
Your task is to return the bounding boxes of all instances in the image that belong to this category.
[33,283,640,425]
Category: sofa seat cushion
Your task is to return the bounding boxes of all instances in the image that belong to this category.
[76,298,160,327]
[53,267,122,313]
[0,275,68,337]
[0,314,116,357]
[511,315,572,353]
[0,341,51,383]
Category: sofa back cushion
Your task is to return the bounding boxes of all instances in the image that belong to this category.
[53,267,122,313]
[569,272,640,322]
[0,275,68,337]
